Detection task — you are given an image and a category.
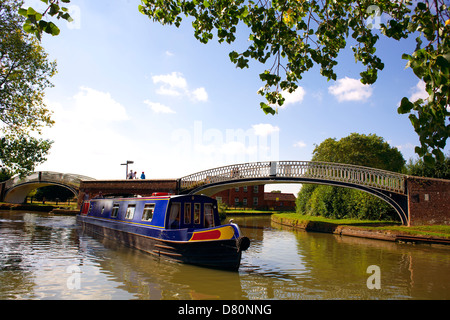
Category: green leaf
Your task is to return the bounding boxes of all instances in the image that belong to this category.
[417,2,427,10]
[423,154,435,167]
[236,56,249,69]
[23,22,34,33]
[44,22,60,36]
[229,51,239,62]
[27,7,37,15]
[18,8,28,16]
[398,97,414,113]
[260,102,276,115]
[49,3,60,16]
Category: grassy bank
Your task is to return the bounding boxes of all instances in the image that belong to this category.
[272,213,450,240]
[0,202,78,214]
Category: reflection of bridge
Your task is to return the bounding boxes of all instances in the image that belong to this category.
[1,161,448,226]
[0,171,96,204]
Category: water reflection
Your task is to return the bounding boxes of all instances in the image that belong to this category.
[0,212,449,300]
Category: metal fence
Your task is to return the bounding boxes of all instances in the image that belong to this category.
[179,161,406,194]
[5,171,96,189]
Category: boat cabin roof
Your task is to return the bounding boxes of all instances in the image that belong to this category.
[81,194,220,230]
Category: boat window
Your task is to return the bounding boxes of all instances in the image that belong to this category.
[169,203,181,229]
[204,203,214,228]
[194,203,201,224]
[125,204,136,220]
[111,204,119,218]
[142,204,155,222]
[184,203,191,224]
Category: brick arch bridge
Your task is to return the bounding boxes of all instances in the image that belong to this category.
[0,171,96,204]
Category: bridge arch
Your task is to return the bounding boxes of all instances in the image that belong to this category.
[2,171,96,204]
[178,161,409,225]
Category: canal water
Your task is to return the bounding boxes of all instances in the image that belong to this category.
[0,211,449,300]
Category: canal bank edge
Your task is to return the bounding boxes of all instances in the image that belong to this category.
[0,202,78,215]
[271,215,450,246]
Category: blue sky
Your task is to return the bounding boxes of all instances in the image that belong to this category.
[27,0,447,194]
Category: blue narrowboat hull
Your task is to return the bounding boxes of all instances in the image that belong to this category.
[76,194,250,270]
[77,216,244,270]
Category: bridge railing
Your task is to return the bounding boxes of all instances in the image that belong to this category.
[179,161,406,194]
[5,171,96,189]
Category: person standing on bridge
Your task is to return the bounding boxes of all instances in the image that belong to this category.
[128,170,134,179]
[140,172,146,179]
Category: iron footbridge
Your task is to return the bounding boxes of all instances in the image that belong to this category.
[179,161,408,224]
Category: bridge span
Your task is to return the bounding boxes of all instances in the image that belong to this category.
[1,161,448,226]
[178,161,409,224]
[0,171,96,204]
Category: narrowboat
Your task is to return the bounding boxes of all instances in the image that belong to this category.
[77,193,250,271]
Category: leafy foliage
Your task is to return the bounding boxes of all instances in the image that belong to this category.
[1,0,55,177]
[397,0,450,166]
[311,133,406,172]
[296,133,406,221]
[406,154,450,179]
[0,135,52,178]
[18,0,72,40]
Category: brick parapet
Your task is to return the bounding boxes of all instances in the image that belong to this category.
[407,176,450,226]
[77,179,178,207]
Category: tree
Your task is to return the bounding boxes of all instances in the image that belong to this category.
[1,0,55,178]
[311,133,406,172]
[23,0,449,165]
[406,153,450,179]
[296,133,406,221]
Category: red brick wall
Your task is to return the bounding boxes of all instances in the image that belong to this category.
[212,185,265,209]
[77,179,178,207]
[407,176,450,226]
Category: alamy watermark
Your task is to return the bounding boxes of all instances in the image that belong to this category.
[67,5,81,30]
[366,5,382,30]
[171,121,280,165]
[366,265,381,290]
[66,265,81,290]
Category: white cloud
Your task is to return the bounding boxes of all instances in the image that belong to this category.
[151,71,208,102]
[152,72,187,91]
[155,87,182,97]
[144,100,176,114]
[220,141,257,156]
[252,123,280,137]
[328,77,373,102]
[281,87,306,106]
[73,86,129,122]
[191,87,208,102]
[409,80,428,102]
[293,140,307,148]
[36,87,135,179]
[408,80,449,112]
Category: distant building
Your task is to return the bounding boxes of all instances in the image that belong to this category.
[212,185,265,209]
[263,192,296,211]
[212,184,296,211]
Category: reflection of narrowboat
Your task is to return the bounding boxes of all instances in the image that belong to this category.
[77,193,250,270]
